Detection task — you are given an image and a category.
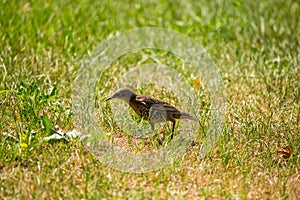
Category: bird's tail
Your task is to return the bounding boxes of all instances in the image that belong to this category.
[181,112,197,121]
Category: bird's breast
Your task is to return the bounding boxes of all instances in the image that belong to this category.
[129,100,150,120]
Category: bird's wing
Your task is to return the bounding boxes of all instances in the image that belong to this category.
[135,95,156,109]
[136,95,182,118]
[149,97,182,116]
[159,101,182,116]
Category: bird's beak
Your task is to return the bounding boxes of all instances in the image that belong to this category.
[105,97,112,102]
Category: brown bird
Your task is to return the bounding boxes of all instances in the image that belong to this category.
[106,88,196,139]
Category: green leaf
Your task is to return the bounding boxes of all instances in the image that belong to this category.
[42,116,53,134]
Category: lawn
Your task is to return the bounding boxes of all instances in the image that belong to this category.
[1,0,299,199]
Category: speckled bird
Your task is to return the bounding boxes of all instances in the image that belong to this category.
[106,88,196,139]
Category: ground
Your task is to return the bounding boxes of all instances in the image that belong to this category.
[1,0,299,199]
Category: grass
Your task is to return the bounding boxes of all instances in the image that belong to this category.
[1,0,299,199]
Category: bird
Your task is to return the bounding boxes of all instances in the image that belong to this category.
[105,88,196,139]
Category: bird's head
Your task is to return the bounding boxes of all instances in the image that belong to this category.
[105,88,136,102]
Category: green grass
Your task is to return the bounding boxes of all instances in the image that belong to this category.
[1,0,299,199]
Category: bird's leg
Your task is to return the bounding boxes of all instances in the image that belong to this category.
[150,122,155,132]
[150,122,162,145]
[150,122,159,138]
[170,120,176,140]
